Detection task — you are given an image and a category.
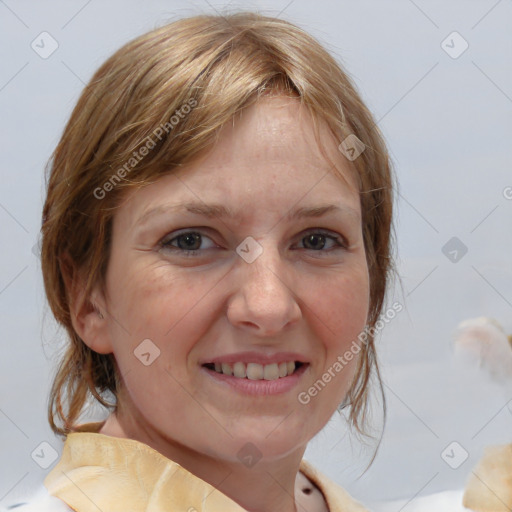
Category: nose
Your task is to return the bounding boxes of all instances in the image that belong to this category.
[226,245,302,336]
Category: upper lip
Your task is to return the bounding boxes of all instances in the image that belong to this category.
[200,351,309,365]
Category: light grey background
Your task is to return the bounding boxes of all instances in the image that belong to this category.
[1,0,511,509]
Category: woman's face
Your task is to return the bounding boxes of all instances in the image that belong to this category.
[95,95,370,463]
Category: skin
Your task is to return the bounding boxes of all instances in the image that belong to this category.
[71,95,370,512]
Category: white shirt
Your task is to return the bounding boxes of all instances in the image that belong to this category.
[1,486,72,512]
[373,489,471,511]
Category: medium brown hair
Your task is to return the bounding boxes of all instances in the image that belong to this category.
[41,11,396,443]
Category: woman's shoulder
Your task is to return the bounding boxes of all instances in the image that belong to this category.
[0,486,72,512]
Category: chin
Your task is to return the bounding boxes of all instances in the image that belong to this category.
[226,423,311,458]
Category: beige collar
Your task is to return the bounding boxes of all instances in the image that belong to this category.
[44,422,367,512]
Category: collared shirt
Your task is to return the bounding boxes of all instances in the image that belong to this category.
[41,422,368,512]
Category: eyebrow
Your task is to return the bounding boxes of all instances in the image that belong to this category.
[136,201,360,227]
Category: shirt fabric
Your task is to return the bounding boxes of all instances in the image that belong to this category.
[32,422,369,512]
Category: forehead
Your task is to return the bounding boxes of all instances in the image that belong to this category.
[119,96,361,226]
[196,95,359,187]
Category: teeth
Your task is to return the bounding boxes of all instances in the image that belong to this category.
[246,363,264,380]
[221,363,233,376]
[263,363,279,380]
[209,361,300,380]
[233,362,246,378]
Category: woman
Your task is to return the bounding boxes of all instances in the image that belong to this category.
[13,11,395,512]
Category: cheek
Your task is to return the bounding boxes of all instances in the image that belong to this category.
[103,264,220,407]
[294,268,369,425]
[105,260,223,363]
[303,266,370,349]
[112,258,194,317]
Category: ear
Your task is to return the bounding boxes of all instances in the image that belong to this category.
[60,252,113,355]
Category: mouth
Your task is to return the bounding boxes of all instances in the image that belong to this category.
[202,361,306,380]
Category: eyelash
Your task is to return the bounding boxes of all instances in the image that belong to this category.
[159,229,347,257]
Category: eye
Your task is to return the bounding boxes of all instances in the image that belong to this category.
[160,230,217,255]
[297,229,346,252]
[158,228,346,257]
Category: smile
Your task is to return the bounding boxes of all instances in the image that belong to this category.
[202,361,304,380]
[201,361,309,396]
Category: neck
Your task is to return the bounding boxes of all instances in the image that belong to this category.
[99,411,304,512]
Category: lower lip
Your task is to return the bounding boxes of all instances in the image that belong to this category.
[201,364,309,396]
